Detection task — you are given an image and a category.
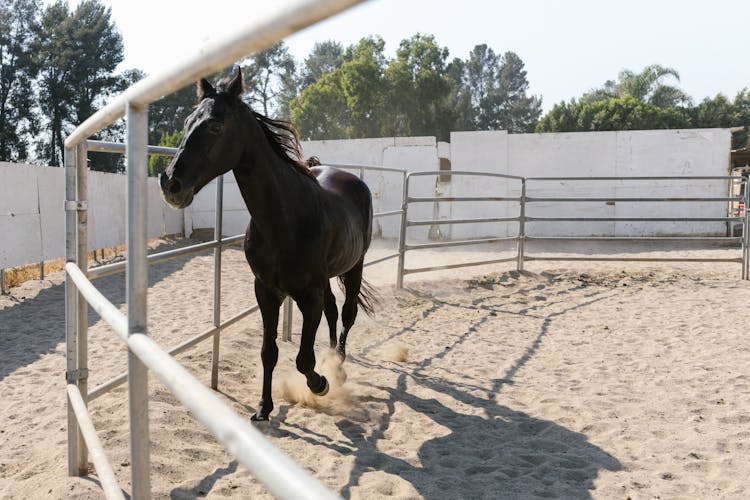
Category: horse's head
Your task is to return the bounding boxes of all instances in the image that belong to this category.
[160,68,247,209]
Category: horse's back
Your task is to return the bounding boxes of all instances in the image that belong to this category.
[311,166,372,231]
[311,166,373,272]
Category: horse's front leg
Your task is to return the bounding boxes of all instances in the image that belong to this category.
[294,288,329,396]
[251,280,282,421]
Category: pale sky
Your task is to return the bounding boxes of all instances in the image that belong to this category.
[93,0,747,112]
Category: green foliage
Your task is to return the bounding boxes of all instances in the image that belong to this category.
[301,41,344,87]
[242,42,297,119]
[291,36,541,141]
[537,96,690,132]
[0,0,41,162]
[292,36,389,140]
[538,65,748,140]
[33,0,125,167]
[148,129,184,177]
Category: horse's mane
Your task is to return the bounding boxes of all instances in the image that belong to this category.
[214,75,317,180]
[252,113,318,180]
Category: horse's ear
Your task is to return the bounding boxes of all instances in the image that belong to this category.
[227,67,245,98]
[197,78,215,100]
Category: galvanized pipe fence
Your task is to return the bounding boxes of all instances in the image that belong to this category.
[395,171,750,286]
[63,1,365,499]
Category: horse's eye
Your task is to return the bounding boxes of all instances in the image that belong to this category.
[207,121,223,135]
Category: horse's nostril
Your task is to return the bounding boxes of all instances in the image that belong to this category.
[168,177,182,194]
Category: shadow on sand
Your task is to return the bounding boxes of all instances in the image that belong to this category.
[172,279,622,499]
[0,240,214,380]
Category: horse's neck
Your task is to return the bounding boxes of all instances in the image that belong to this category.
[233,142,314,242]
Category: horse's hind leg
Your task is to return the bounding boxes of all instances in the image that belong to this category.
[294,287,329,396]
[324,281,338,349]
[252,280,282,422]
[337,261,363,361]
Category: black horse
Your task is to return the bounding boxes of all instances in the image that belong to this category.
[159,68,376,421]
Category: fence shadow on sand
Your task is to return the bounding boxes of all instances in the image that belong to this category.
[0,240,213,381]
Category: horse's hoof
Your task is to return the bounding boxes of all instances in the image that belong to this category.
[312,375,329,396]
[251,411,270,422]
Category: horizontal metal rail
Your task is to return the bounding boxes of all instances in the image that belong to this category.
[526,196,741,203]
[408,170,525,180]
[408,216,520,227]
[373,209,403,218]
[67,263,128,337]
[87,140,177,157]
[403,256,518,276]
[88,303,259,401]
[527,216,742,222]
[65,0,365,148]
[88,235,244,280]
[364,252,400,268]
[409,196,521,203]
[529,175,742,181]
[67,262,337,499]
[405,236,517,251]
[328,162,410,174]
[67,385,125,500]
[525,256,743,263]
[525,236,742,242]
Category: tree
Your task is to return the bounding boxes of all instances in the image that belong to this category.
[301,40,344,87]
[445,57,474,131]
[385,34,452,139]
[242,42,297,119]
[494,51,542,132]
[581,64,691,109]
[148,80,195,145]
[292,36,388,140]
[451,46,541,133]
[33,0,124,166]
[536,96,691,133]
[148,129,183,176]
[0,0,40,162]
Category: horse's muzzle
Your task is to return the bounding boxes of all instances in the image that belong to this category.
[159,173,194,209]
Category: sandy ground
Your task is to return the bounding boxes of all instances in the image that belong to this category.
[1,238,749,499]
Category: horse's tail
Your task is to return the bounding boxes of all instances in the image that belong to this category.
[337,276,379,317]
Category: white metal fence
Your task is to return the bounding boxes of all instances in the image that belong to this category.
[395,171,750,286]
[63,1,365,499]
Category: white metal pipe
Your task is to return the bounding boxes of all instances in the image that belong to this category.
[67,385,126,500]
[211,175,224,389]
[282,297,293,342]
[396,172,409,288]
[87,235,244,280]
[65,0,367,148]
[126,103,151,500]
[89,304,260,401]
[64,146,81,476]
[65,263,128,339]
[87,139,177,157]
[75,142,90,474]
[126,333,339,499]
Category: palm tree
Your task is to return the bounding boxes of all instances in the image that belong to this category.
[616,64,691,108]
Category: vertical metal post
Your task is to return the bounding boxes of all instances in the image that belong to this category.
[743,177,750,280]
[517,178,527,272]
[75,142,89,474]
[211,176,224,389]
[281,297,293,342]
[39,262,44,280]
[126,103,150,500]
[0,269,5,294]
[64,145,81,477]
[396,172,410,289]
